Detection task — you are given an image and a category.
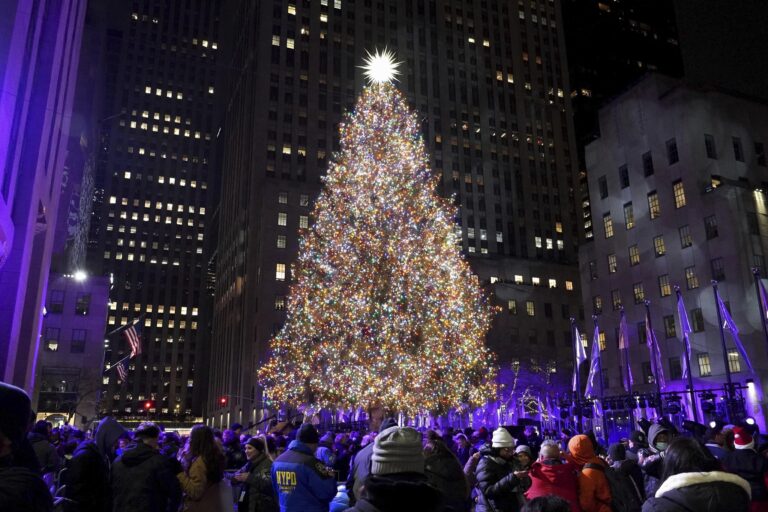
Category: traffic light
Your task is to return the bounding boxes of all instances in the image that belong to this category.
[219,396,228,406]
[144,401,152,410]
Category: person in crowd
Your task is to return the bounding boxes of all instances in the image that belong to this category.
[223,429,247,470]
[0,382,52,512]
[160,431,182,460]
[424,432,470,511]
[231,423,244,439]
[626,430,648,462]
[347,417,398,503]
[472,427,490,454]
[345,426,443,512]
[463,450,482,489]
[525,439,579,512]
[567,434,611,512]
[271,423,336,512]
[475,427,527,512]
[64,416,128,512]
[703,426,729,460]
[522,495,572,512]
[177,424,229,511]
[642,436,750,511]
[111,422,182,512]
[316,443,336,468]
[28,420,60,476]
[724,426,768,511]
[453,433,472,467]
[607,442,645,502]
[233,437,277,512]
[641,423,674,498]
[515,445,533,470]
[333,433,352,482]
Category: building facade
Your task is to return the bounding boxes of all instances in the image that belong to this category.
[87,0,220,423]
[580,74,768,428]
[0,0,88,390]
[210,0,584,426]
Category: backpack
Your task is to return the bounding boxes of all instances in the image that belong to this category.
[584,462,642,512]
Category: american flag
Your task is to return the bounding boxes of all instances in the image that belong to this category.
[116,361,128,381]
[123,322,142,358]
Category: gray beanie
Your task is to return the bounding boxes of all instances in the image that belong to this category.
[371,426,424,475]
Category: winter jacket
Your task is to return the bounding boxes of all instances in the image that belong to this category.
[111,441,182,512]
[474,447,521,512]
[524,459,580,512]
[342,473,443,512]
[424,448,469,511]
[611,458,645,502]
[642,424,671,498]
[28,432,60,474]
[724,448,768,502]
[348,442,374,503]
[641,470,750,512]
[237,454,278,512]
[271,440,337,512]
[704,443,728,460]
[567,434,611,512]
[63,417,127,512]
[225,442,247,470]
[177,455,230,511]
[0,465,53,512]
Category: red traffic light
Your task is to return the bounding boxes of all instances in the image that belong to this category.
[144,401,152,410]
[219,396,228,406]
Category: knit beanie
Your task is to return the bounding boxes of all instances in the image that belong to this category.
[0,382,31,445]
[733,426,755,450]
[297,423,320,444]
[246,437,265,452]
[371,426,424,475]
[491,427,515,448]
[515,445,532,456]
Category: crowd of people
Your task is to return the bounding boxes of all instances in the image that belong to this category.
[2,382,768,512]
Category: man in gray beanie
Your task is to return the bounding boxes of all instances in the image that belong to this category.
[345,426,442,512]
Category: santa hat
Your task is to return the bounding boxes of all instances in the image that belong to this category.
[733,426,755,450]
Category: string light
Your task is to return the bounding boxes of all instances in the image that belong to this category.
[258,81,498,416]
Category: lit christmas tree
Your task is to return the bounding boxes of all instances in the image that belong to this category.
[259,50,498,416]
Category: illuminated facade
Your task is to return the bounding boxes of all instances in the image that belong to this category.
[210,0,584,426]
[88,1,219,422]
[580,74,768,427]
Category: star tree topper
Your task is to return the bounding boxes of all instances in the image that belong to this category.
[360,48,402,84]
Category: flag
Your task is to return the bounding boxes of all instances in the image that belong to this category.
[619,312,633,392]
[759,278,768,321]
[676,293,692,379]
[645,309,666,389]
[585,324,602,398]
[116,360,128,382]
[123,322,142,357]
[572,325,586,393]
[716,291,754,373]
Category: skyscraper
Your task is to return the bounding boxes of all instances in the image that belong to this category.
[89,0,220,424]
[210,0,584,426]
[0,0,88,390]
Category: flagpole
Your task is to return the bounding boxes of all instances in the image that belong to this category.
[643,300,663,417]
[105,313,145,337]
[752,268,768,357]
[593,315,604,401]
[571,317,582,433]
[620,307,633,396]
[674,286,699,423]
[712,280,734,422]
[103,354,132,374]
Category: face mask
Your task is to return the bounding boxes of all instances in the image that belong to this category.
[655,442,668,451]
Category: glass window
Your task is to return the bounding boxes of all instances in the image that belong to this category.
[598,176,608,199]
[593,295,603,314]
[663,315,676,338]
[624,202,634,229]
[704,215,718,239]
[48,290,65,313]
[638,321,648,344]
[705,134,717,159]
[299,215,309,229]
[642,151,654,176]
[507,300,517,314]
[608,254,617,273]
[673,180,686,208]
[75,294,91,315]
[71,329,86,353]
[300,194,310,206]
[277,235,286,248]
[276,263,286,281]
[611,289,622,310]
[658,274,672,297]
[685,266,699,289]
[733,137,744,162]
[598,331,606,351]
[698,353,712,376]
[275,296,286,311]
[589,261,598,280]
[44,328,60,351]
[629,245,640,266]
[603,213,614,238]
[277,212,287,226]
[711,257,725,281]
[679,225,692,248]
[669,357,682,380]
[728,349,741,373]
[618,165,629,188]
[666,138,679,164]
[642,361,655,384]
[691,308,705,332]
[653,235,666,257]
[648,191,660,219]
[278,192,288,204]
[633,282,645,304]
[526,301,535,316]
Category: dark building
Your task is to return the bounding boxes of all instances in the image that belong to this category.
[87,1,220,424]
[210,0,585,427]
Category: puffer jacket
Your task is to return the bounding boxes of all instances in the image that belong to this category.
[343,473,443,512]
[642,424,671,497]
[271,440,336,512]
[567,435,611,512]
[111,441,181,512]
[641,470,750,512]
[474,446,521,512]
[525,459,580,512]
[237,454,278,512]
[724,448,768,503]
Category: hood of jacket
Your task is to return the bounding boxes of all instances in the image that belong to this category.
[119,441,159,467]
[359,473,443,512]
[567,434,597,465]
[656,470,751,498]
[647,424,670,454]
[95,417,127,457]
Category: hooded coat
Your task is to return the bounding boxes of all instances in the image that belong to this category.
[641,470,750,512]
[474,445,521,512]
[64,417,127,512]
[642,424,670,498]
[567,435,611,512]
[111,441,182,512]
[424,445,469,512]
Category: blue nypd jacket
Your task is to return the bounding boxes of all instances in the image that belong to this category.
[271,440,337,512]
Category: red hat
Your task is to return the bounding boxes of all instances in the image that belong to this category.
[733,426,754,450]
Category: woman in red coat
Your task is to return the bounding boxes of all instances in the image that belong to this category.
[525,439,580,512]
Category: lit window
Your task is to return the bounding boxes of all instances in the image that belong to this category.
[658,274,672,297]
[629,245,640,266]
[208,86,214,94]
[608,254,617,273]
[299,216,309,229]
[532,277,541,286]
[286,38,295,49]
[507,300,517,314]
[624,202,634,229]
[633,282,645,304]
[124,171,131,179]
[320,13,328,22]
[648,191,661,219]
[278,192,288,204]
[555,222,562,233]
[535,236,542,248]
[526,301,535,316]
[679,225,692,248]
[673,180,686,208]
[698,353,712,377]
[276,263,286,281]
[514,275,523,284]
[275,296,286,310]
[145,86,151,93]
[278,213,287,226]
[277,235,286,248]
[653,236,666,257]
[685,266,699,289]
[603,213,614,238]
[548,279,557,289]
[565,281,574,291]
[288,4,296,15]
[728,349,741,373]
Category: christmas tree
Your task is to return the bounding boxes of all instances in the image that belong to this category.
[259,51,497,416]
